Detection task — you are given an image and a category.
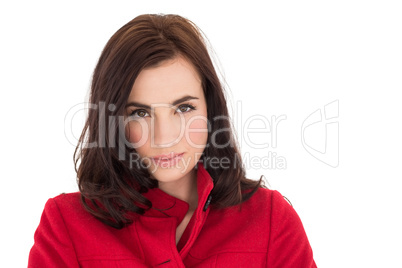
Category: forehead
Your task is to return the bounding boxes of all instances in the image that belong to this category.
[128,56,203,103]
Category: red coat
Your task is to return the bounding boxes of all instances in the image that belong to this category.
[29,163,317,267]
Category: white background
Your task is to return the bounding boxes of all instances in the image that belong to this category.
[1,1,401,267]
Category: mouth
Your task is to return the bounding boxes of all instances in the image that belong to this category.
[151,152,184,166]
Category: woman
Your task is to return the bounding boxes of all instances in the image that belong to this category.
[29,14,317,267]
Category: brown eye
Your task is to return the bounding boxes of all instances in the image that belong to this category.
[131,109,149,118]
[177,104,196,113]
[179,106,189,112]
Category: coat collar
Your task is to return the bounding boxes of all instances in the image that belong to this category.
[141,161,214,225]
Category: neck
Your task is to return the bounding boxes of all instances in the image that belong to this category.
[157,168,199,211]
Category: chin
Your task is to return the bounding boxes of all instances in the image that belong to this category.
[149,162,194,183]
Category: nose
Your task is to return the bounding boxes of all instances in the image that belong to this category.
[152,109,185,148]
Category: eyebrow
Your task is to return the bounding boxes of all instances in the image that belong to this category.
[125,95,199,109]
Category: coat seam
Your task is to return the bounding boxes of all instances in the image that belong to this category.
[265,190,274,266]
[133,219,146,261]
[169,219,184,268]
[52,198,80,266]
[213,254,217,266]
[78,255,143,262]
[187,248,267,261]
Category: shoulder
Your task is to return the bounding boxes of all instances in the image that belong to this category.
[42,192,102,228]
[219,187,307,236]
[247,187,305,228]
[51,191,81,206]
[38,192,127,252]
[241,187,292,212]
[206,187,289,230]
[44,192,83,215]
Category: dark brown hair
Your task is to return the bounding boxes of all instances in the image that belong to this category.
[74,14,263,229]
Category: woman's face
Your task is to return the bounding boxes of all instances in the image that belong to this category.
[125,56,208,184]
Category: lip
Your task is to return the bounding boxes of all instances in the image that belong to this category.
[151,152,184,160]
[150,152,184,167]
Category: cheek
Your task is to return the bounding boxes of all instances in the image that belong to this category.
[186,117,209,146]
[126,121,150,152]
